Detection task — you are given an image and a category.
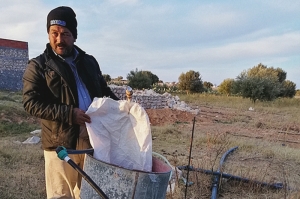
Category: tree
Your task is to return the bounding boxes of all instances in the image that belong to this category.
[240,76,281,103]
[203,81,213,91]
[141,71,159,85]
[218,79,234,96]
[102,74,111,82]
[247,63,287,83]
[279,80,296,98]
[117,76,123,81]
[126,69,158,89]
[233,63,296,102]
[177,70,204,94]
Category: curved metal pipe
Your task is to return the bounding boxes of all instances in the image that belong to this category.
[211,146,238,199]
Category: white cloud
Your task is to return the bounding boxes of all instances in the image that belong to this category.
[200,31,300,61]
[263,0,300,12]
[0,0,299,88]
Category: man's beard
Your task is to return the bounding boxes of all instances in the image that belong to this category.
[56,43,73,57]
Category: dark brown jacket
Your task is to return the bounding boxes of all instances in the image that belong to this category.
[22,44,119,150]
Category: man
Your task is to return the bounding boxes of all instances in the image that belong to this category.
[22,6,119,199]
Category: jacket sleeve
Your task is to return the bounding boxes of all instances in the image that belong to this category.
[22,58,73,125]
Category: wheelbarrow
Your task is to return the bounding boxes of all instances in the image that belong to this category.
[57,146,172,199]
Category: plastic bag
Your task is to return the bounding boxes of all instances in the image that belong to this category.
[85,97,152,172]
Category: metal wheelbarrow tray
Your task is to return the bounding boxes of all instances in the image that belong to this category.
[80,153,172,199]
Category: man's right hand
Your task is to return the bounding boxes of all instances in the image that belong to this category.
[72,108,91,126]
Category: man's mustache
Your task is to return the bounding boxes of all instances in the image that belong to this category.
[57,43,66,47]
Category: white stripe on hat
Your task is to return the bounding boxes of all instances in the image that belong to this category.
[50,20,66,26]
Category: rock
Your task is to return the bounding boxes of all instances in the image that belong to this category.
[109,85,199,114]
[30,129,41,135]
[22,136,40,144]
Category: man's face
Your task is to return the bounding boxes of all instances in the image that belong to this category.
[48,25,75,57]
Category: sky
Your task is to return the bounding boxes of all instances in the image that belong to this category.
[1,0,299,88]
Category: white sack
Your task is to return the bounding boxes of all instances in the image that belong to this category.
[85,97,152,172]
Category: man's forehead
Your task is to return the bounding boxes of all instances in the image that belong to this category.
[49,25,71,32]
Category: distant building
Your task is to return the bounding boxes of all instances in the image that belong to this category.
[110,79,128,85]
[0,38,28,91]
[157,82,177,87]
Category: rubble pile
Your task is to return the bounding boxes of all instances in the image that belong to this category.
[109,85,200,115]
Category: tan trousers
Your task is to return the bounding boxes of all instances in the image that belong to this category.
[44,137,91,199]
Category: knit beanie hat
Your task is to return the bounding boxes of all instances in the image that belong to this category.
[47,6,77,39]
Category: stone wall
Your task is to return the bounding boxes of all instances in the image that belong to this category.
[109,85,168,109]
[109,85,200,114]
[0,38,28,91]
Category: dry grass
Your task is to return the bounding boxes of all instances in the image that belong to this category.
[156,129,300,199]
[153,94,300,199]
[0,137,45,199]
[1,91,300,198]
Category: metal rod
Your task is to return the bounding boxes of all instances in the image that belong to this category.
[184,116,196,199]
[67,158,109,199]
[67,148,94,155]
[56,146,109,199]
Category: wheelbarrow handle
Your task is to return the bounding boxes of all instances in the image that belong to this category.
[66,148,94,155]
[56,146,109,199]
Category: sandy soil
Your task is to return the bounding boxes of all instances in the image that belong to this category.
[146,107,300,148]
[146,107,300,198]
[145,108,196,126]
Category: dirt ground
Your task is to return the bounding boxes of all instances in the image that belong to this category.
[146,107,300,148]
[145,108,196,126]
[146,107,300,198]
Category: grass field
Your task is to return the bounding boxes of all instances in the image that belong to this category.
[0,91,300,199]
